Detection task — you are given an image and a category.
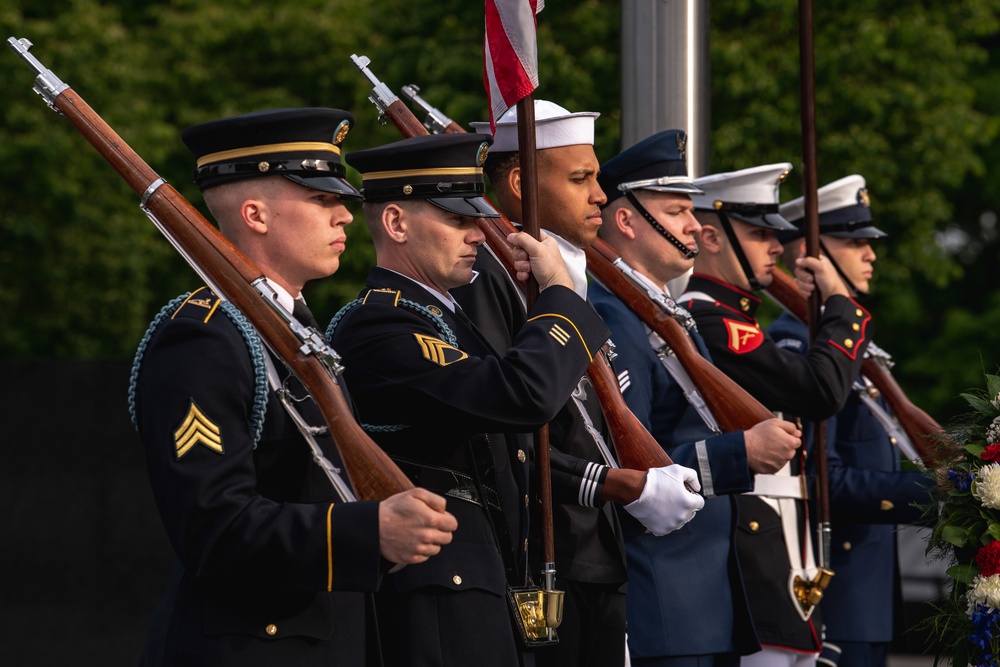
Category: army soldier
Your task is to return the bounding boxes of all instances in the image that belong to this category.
[681,164,873,667]
[770,176,930,667]
[330,132,614,667]
[463,102,705,667]
[129,108,458,667]
[590,131,802,666]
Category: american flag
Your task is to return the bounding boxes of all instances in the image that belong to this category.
[483,0,543,131]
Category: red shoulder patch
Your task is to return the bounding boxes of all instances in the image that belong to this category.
[724,318,764,355]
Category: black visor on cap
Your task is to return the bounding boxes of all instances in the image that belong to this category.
[427,195,500,218]
[283,173,362,199]
[717,202,796,231]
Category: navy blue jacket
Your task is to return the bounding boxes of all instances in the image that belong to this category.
[589,281,758,659]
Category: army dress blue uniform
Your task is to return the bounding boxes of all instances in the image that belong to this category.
[131,288,382,667]
[330,266,609,667]
[590,281,758,664]
[453,246,629,667]
[769,313,928,665]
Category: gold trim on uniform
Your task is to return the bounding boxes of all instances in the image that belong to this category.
[174,400,223,459]
[363,288,401,306]
[526,313,594,361]
[414,334,469,366]
[548,324,571,346]
[195,141,342,167]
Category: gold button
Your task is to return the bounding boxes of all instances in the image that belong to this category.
[844,339,854,349]
[524,495,530,508]
[880,500,894,511]
[265,624,278,636]
[452,574,463,586]
[517,449,526,463]
[856,309,863,317]
[852,323,860,331]
[749,521,759,531]
[890,437,897,445]
[843,542,852,551]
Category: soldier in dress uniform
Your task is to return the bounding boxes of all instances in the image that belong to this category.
[129,108,458,667]
[680,164,874,667]
[329,132,614,667]
[461,102,705,667]
[769,176,931,667]
[589,130,803,666]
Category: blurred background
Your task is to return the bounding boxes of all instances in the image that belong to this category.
[1,0,996,663]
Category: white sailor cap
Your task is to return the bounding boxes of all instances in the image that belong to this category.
[691,162,796,231]
[470,99,599,152]
[778,174,887,240]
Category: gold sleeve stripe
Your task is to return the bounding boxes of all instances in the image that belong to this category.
[196,141,341,167]
[326,503,335,592]
[526,313,594,362]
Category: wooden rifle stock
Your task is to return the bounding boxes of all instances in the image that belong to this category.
[586,238,775,433]
[358,68,675,471]
[12,39,412,501]
[765,267,954,467]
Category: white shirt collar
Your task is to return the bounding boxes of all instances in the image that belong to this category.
[265,278,298,315]
[549,231,589,300]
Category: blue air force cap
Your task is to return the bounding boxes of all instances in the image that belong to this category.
[691,163,796,231]
[598,130,703,206]
[345,133,500,218]
[181,108,360,198]
[777,174,887,242]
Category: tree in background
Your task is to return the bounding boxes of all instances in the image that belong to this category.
[1,0,998,420]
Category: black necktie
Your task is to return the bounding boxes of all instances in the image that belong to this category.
[293,298,321,331]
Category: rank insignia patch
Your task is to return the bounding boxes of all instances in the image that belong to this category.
[414,334,469,366]
[723,318,764,354]
[548,324,571,346]
[174,400,223,459]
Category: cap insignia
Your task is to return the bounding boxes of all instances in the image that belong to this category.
[258,161,270,173]
[477,142,490,167]
[676,132,686,159]
[713,200,724,211]
[403,184,414,195]
[333,120,351,145]
[858,188,871,208]
[776,169,790,184]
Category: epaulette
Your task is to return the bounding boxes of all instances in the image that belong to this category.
[328,288,460,347]
[128,288,270,448]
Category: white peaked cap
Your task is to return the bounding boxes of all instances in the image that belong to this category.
[470,99,599,152]
[691,163,793,209]
[780,174,867,222]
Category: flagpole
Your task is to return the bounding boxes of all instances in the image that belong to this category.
[799,0,834,590]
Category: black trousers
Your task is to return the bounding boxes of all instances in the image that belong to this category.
[534,579,627,667]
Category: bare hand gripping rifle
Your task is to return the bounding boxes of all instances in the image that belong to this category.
[350,56,680,472]
[9,37,413,501]
[765,266,955,469]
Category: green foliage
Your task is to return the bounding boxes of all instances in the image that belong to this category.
[1,0,1000,431]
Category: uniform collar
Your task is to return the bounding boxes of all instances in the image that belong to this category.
[687,273,761,317]
[549,231,589,300]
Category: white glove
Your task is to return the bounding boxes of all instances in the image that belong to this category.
[623,465,704,536]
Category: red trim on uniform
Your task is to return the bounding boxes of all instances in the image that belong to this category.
[825,297,871,360]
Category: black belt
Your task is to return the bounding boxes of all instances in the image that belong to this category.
[391,457,483,507]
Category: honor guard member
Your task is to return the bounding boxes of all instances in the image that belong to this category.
[129,108,457,667]
[329,132,613,667]
[464,103,705,667]
[769,176,931,667]
[589,131,802,667]
[680,164,873,667]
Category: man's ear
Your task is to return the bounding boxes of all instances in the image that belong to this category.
[698,222,723,254]
[614,205,638,240]
[240,198,269,236]
[382,203,407,244]
[508,166,522,200]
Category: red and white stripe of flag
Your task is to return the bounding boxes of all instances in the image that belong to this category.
[484,0,543,131]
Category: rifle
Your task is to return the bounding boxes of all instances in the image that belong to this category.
[9,37,413,501]
[350,57,675,472]
[586,238,776,433]
[765,266,953,468]
[400,84,465,135]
